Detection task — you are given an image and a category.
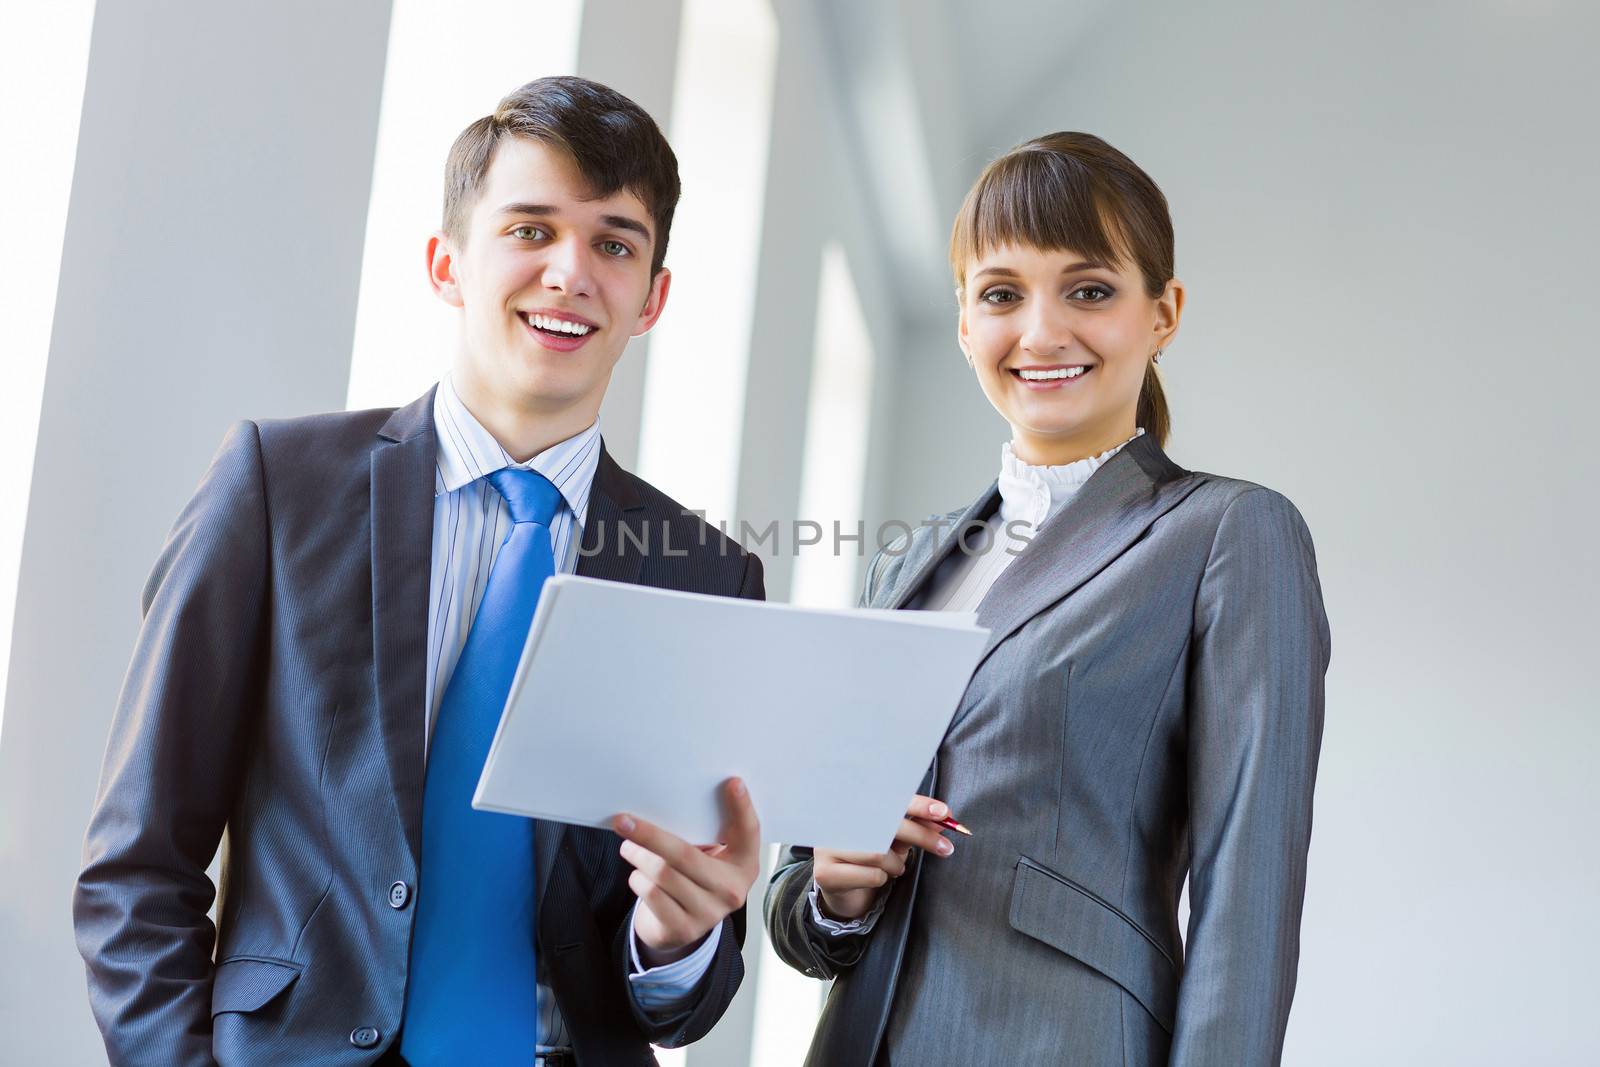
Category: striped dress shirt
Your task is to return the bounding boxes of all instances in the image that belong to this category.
[424,374,720,1049]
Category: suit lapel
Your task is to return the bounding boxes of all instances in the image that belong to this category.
[573,445,647,585]
[969,432,1199,675]
[537,441,648,900]
[885,485,1001,610]
[370,387,439,866]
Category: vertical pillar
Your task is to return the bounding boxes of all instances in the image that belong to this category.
[0,0,393,1059]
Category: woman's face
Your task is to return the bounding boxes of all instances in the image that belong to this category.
[959,241,1183,465]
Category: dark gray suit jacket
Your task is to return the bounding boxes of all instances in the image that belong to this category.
[73,387,764,1066]
[766,432,1331,1066]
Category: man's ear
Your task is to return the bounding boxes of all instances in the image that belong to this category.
[427,232,464,308]
[632,267,672,336]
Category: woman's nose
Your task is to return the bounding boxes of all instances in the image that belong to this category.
[1018,309,1074,357]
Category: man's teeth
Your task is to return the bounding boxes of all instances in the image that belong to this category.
[1017,366,1090,381]
[527,313,595,336]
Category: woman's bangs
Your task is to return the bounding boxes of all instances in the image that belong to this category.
[959,152,1132,276]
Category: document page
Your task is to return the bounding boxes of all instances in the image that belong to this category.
[473,575,989,853]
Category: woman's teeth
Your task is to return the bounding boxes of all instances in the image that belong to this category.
[1016,366,1090,380]
[527,313,594,336]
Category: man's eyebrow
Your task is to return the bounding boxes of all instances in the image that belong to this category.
[493,202,557,218]
[600,214,651,241]
[492,202,652,243]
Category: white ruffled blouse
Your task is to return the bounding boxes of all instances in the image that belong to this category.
[917,428,1146,613]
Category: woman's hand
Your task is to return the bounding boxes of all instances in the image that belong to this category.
[813,795,959,921]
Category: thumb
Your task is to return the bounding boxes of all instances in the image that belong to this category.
[717,777,761,863]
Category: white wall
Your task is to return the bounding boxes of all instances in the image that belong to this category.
[883,1,1599,1060]
[0,1,391,1061]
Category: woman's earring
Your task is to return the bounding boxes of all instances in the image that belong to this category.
[1153,346,1164,365]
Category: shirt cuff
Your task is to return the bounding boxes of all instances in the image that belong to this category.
[807,876,887,936]
[626,902,722,1017]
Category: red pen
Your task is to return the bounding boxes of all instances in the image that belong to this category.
[936,815,973,836]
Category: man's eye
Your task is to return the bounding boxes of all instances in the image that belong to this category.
[1071,284,1113,302]
[511,225,544,240]
[981,288,1018,305]
[600,240,631,258]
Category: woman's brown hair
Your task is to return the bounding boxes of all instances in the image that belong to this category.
[950,132,1174,447]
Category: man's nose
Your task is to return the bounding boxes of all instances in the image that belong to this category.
[540,236,595,297]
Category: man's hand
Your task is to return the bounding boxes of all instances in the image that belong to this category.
[613,777,762,967]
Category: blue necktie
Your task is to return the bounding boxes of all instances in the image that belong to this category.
[402,468,563,1065]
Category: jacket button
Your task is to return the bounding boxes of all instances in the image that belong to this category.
[350,1027,381,1048]
[388,881,410,909]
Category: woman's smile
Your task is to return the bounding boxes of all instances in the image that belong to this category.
[1008,363,1096,390]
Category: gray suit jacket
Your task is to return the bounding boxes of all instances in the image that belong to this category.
[72,388,762,1066]
[766,431,1331,1066]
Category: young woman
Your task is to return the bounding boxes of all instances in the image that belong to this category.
[765,132,1331,1066]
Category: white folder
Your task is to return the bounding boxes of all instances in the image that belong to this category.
[472,574,989,853]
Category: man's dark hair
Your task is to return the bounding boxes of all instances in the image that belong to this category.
[442,76,681,275]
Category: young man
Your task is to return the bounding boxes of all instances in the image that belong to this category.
[73,76,764,1066]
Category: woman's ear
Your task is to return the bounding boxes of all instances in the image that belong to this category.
[1154,276,1186,350]
[957,307,974,367]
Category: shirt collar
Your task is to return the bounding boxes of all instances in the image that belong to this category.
[432,373,603,528]
[997,427,1146,527]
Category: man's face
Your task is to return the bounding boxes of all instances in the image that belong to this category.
[430,136,669,420]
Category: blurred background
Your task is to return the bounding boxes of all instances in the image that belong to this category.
[1,0,1595,1063]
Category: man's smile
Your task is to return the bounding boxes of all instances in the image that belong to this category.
[519,307,599,351]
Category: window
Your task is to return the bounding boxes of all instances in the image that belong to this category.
[344,0,584,411]
[634,0,778,526]
[788,243,877,611]
[0,0,96,733]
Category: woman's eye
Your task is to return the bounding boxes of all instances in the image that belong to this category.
[599,240,631,258]
[1071,283,1113,302]
[981,288,1018,305]
[511,225,545,241]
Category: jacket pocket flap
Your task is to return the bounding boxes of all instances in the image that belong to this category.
[1008,856,1178,1033]
[212,956,301,1016]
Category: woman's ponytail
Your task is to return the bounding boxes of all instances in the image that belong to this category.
[1137,362,1170,449]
